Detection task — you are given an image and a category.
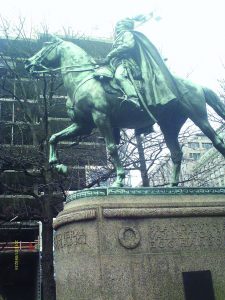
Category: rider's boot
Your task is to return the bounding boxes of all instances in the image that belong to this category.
[115,64,144,109]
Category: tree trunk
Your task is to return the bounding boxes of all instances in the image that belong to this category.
[42,197,56,300]
[136,134,150,187]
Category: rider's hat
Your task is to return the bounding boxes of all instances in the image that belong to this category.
[115,18,134,32]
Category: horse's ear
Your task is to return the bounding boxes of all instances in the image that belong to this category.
[49,35,63,43]
[44,34,62,45]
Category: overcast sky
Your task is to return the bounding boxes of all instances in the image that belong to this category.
[1,0,225,91]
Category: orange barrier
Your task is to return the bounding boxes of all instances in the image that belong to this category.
[0,240,39,251]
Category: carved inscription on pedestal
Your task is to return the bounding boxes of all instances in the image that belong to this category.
[54,230,87,251]
[149,219,224,252]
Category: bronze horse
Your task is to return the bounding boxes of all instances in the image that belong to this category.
[25,36,225,187]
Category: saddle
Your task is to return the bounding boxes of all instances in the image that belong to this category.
[93,66,154,137]
[93,66,143,99]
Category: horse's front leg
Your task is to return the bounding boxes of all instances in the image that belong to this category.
[92,110,125,187]
[108,143,125,187]
[49,123,78,164]
[49,123,85,173]
[49,138,58,165]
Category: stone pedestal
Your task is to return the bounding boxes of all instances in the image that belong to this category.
[53,187,225,300]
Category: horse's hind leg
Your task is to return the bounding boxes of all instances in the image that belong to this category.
[192,116,225,157]
[204,87,225,120]
[183,91,225,157]
[160,120,184,186]
[92,110,125,187]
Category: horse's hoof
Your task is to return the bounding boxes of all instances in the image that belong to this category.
[49,135,56,144]
[111,181,124,188]
[49,159,58,165]
[54,164,68,175]
[52,164,68,175]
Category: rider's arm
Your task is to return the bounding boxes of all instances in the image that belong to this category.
[106,31,135,60]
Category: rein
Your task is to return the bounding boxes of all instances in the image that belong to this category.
[31,63,100,75]
[30,40,103,99]
[30,39,100,75]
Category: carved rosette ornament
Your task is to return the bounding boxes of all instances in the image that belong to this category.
[118,226,141,249]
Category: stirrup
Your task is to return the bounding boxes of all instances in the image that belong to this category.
[118,94,128,100]
[120,97,141,109]
[128,97,141,108]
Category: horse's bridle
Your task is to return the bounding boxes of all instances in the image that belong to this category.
[28,40,63,73]
[28,40,99,75]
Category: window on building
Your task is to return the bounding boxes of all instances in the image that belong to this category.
[202,142,212,150]
[189,152,201,160]
[0,101,25,122]
[0,122,33,145]
[0,101,33,145]
[188,142,200,149]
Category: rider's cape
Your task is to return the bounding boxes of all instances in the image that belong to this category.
[132,31,187,106]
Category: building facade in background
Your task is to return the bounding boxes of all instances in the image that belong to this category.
[0,36,110,194]
[149,128,225,187]
[187,127,225,187]
[0,35,110,300]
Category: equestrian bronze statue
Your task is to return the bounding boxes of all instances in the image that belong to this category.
[25,17,225,187]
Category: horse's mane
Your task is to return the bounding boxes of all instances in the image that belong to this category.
[61,40,92,59]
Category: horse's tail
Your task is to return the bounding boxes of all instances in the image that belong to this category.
[204,87,225,120]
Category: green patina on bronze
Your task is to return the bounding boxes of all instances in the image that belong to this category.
[66,187,225,202]
[106,17,183,108]
[25,14,225,187]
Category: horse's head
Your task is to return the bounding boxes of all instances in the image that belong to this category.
[25,35,63,74]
